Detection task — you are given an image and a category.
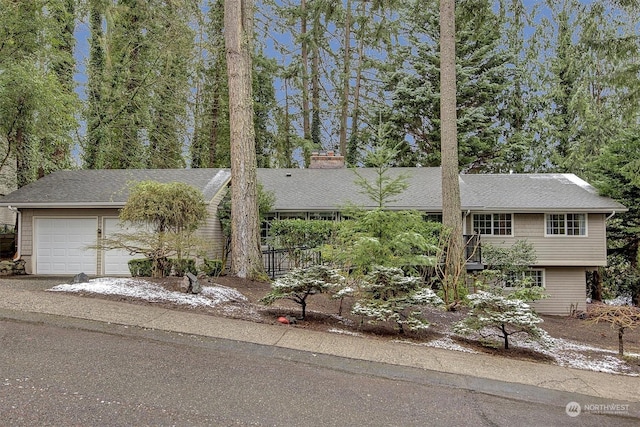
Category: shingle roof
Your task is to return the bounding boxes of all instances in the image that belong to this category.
[257,168,626,213]
[257,167,446,211]
[459,173,627,212]
[0,167,626,213]
[0,169,231,207]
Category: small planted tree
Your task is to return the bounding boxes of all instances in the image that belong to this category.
[97,181,208,277]
[453,291,548,350]
[477,240,548,303]
[327,209,441,277]
[588,304,640,356]
[260,265,345,320]
[351,266,444,333]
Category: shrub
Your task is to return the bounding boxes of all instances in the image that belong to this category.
[169,258,197,277]
[351,266,444,333]
[202,259,224,277]
[128,258,154,277]
[453,291,549,349]
[260,265,346,320]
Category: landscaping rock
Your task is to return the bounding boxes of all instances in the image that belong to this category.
[0,260,13,276]
[180,273,201,294]
[180,275,190,293]
[187,272,201,294]
[73,272,90,284]
[12,260,26,275]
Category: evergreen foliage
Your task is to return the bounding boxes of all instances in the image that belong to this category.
[351,266,444,333]
[260,265,346,319]
[453,291,549,349]
[99,181,208,278]
[478,240,548,302]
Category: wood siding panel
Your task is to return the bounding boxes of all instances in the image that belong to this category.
[531,267,587,316]
[195,187,228,260]
[22,208,121,275]
[470,213,607,266]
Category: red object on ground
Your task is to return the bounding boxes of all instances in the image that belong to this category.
[277,316,290,325]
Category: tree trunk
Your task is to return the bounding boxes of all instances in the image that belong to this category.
[225,0,264,279]
[439,0,463,303]
[618,327,624,356]
[338,0,352,157]
[501,324,509,349]
[300,0,311,143]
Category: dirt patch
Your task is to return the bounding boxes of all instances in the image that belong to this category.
[33,274,640,374]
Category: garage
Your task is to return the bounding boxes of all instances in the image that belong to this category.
[35,218,98,275]
[103,218,142,276]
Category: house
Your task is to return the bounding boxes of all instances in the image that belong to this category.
[0,156,627,315]
[0,169,231,276]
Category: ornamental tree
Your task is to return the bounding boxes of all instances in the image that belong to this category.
[588,304,640,356]
[260,265,346,320]
[351,266,444,333]
[98,181,208,277]
[453,291,548,350]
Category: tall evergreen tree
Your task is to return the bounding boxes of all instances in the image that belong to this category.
[439,0,464,305]
[379,0,511,171]
[225,0,264,279]
[0,0,78,187]
[147,1,193,169]
[84,0,108,169]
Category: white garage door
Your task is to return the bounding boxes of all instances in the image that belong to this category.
[36,218,97,275]
[103,218,143,276]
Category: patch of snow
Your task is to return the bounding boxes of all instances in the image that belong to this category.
[604,296,633,306]
[425,336,480,353]
[393,336,479,354]
[48,278,247,308]
[508,334,639,376]
[328,328,363,337]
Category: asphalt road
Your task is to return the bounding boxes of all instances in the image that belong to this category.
[0,314,635,426]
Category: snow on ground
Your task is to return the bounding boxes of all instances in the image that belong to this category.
[48,277,247,308]
[395,336,480,354]
[47,278,639,376]
[328,328,363,337]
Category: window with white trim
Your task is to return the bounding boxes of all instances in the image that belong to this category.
[473,213,512,235]
[546,213,586,236]
[505,269,545,288]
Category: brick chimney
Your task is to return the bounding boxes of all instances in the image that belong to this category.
[309,150,345,169]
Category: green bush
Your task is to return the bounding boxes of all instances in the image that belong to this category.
[202,259,223,277]
[128,258,153,277]
[169,258,197,277]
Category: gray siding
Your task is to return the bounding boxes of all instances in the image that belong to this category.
[468,213,607,266]
[195,186,228,260]
[531,267,588,316]
[20,193,228,275]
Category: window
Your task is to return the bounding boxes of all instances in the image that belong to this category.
[546,213,586,236]
[278,212,306,220]
[308,212,337,221]
[473,213,512,235]
[505,269,545,288]
[261,214,276,243]
[423,213,443,223]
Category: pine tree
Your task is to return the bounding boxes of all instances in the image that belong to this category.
[225,0,265,279]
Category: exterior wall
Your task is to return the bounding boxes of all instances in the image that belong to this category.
[20,189,228,274]
[195,187,228,260]
[531,267,588,316]
[0,157,17,226]
[467,213,607,266]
